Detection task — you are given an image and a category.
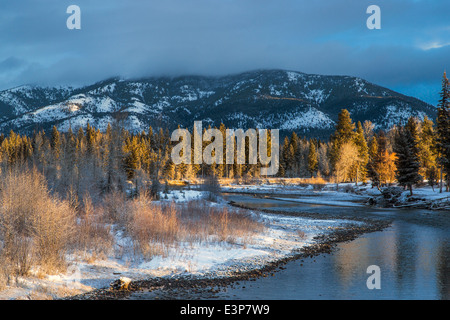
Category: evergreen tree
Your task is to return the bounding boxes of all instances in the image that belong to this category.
[353,121,369,183]
[427,166,438,192]
[307,141,318,177]
[367,135,380,188]
[417,116,437,181]
[123,136,140,180]
[50,125,61,160]
[436,71,450,192]
[330,109,356,171]
[163,158,176,180]
[393,125,422,195]
[281,136,294,176]
[290,132,300,175]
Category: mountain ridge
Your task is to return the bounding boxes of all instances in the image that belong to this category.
[0,69,437,139]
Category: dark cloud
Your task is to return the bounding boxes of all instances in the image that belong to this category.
[0,57,25,72]
[0,0,448,105]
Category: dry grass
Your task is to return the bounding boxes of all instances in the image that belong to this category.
[166,177,330,190]
[126,195,179,258]
[123,195,264,259]
[165,177,331,187]
[179,200,264,243]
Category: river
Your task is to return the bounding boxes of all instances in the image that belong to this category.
[130,192,449,300]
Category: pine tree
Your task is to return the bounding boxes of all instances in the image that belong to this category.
[123,136,140,180]
[281,136,294,177]
[163,158,176,180]
[367,134,380,188]
[353,121,369,184]
[61,127,78,190]
[436,71,450,192]
[330,109,356,171]
[85,123,96,156]
[290,132,300,175]
[427,166,438,192]
[50,125,61,160]
[307,141,318,177]
[417,116,437,181]
[393,125,422,195]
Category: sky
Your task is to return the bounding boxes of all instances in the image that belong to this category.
[0,0,449,106]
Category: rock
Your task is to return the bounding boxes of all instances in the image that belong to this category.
[111,277,132,291]
[375,186,405,207]
[381,186,403,199]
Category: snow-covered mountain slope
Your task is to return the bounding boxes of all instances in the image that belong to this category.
[0,70,437,139]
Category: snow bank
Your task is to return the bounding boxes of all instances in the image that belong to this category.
[0,189,359,300]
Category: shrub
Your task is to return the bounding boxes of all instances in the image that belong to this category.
[0,169,76,277]
[75,194,114,258]
[179,200,264,243]
[102,190,128,225]
[126,195,179,258]
[124,196,264,259]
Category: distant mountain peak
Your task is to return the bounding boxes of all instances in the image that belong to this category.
[0,69,436,139]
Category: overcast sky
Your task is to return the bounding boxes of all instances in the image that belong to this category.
[0,0,449,105]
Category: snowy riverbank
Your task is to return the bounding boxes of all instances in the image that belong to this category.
[221,181,450,210]
[2,180,446,300]
[0,189,362,300]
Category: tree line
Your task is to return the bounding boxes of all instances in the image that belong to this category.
[280,71,450,195]
[0,73,449,200]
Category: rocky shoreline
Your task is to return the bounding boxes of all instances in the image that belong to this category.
[67,204,391,300]
[367,186,450,210]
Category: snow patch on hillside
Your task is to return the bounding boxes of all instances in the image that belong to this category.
[376,104,427,129]
[279,107,335,130]
[354,78,368,94]
[304,89,328,105]
[286,71,303,82]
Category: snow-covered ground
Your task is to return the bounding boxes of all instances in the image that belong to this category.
[0,188,359,300]
[2,181,446,300]
[221,182,376,206]
[221,181,450,208]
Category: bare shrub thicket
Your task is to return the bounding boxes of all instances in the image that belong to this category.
[179,200,264,243]
[0,169,265,287]
[0,169,76,281]
[102,190,128,225]
[126,195,179,258]
[75,194,114,260]
[123,195,265,259]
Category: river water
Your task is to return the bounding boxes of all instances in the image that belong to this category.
[130,193,449,300]
[214,193,449,300]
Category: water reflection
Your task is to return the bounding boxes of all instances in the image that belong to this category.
[215,194,449,300]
